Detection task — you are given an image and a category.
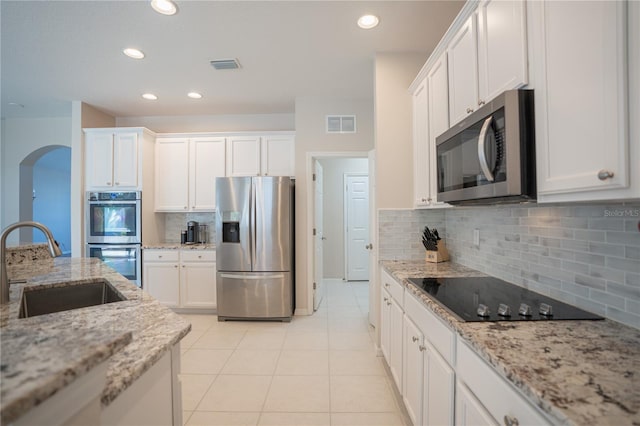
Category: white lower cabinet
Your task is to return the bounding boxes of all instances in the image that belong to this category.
[143,249,216,310]
[380,267,551,426]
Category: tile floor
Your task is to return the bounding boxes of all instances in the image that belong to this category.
[178,279,409,426]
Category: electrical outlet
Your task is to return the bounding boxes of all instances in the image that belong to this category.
[473,229,480,247]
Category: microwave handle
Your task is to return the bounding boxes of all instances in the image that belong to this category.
[478,115,495,182]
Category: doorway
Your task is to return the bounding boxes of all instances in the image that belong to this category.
[19,146,71,254]
[309,153,370,314]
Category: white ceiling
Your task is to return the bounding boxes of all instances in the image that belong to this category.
[1,1,463,119]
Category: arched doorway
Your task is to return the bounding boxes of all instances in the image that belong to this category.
[19,145,71,254]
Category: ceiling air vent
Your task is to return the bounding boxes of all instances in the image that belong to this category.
[326,115,356,134]
[210,58,241,70]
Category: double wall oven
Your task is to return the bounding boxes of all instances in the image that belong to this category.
[86,191,142,287]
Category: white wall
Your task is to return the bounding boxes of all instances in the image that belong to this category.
[319,157,368,279]
[1,116,72,244]
[116,113,294,133]
[374,52,427,209]
[294,97,374,314]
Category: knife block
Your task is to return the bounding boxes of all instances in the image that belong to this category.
[425,243,450,263]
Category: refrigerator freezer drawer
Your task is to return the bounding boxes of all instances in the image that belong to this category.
[217,272,293,321]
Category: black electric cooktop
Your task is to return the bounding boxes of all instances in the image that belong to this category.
[408,276,604,322]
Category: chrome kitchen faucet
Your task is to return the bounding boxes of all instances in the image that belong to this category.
[0,221,63,304]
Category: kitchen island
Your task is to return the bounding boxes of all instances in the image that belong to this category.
[1,253,191,425]
[381,260,640,425]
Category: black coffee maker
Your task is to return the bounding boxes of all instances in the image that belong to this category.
[186,221,199,244]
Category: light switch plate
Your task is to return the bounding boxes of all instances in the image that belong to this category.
[473,229,480,247]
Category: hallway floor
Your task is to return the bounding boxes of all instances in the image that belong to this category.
[178,279,408,426]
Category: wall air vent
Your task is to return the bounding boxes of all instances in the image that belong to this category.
[210,58,241,70]
[326,115,356,134]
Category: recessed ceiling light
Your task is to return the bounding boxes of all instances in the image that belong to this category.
[150,0,177,16]
[357,14,379,29]
[123,48,145,59]
[142,93,158,100]
[187,92,203,99]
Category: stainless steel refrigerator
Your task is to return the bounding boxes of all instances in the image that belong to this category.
[215,177,294,321]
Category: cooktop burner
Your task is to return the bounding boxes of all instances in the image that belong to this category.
[407,276,604,322]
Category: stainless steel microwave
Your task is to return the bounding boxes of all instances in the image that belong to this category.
[435,90,536,204]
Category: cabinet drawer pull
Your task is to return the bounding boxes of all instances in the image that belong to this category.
[383,297,389,302]
[597,170,614,180]
[466,107,474,113]
[158,255,162,258]
[384,283,390,288]
[107,182,112,186]
[412,336,419,343]
[174,265,178,268]
[386,301,392,306]
[503,415,519,426]
[419,345,426,352]
[115,182,120,185]
[478,100,485,106]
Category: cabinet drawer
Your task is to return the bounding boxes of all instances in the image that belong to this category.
[381,269,404,306]
[404,291,455,365]
[144,250,179,262]
[456,337,551,426]
[181,250,216,262]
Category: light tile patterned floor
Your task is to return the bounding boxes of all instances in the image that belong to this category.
[179,280,409,426]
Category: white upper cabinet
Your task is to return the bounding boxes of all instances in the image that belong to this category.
[227,136,262,177]
[190,137,226,211]
[155,138,189,211]
[412,78,430,208]
[413,52,450,209]
[227,135,295,177]
[85,130,139,190]
[477,0,528,103]
[447,15,479,126]
[155,137,226,212]
[261,135,295,177]
[532,0,638,202]
[447,0,528,126]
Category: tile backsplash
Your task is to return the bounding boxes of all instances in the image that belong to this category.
[163,213,216,243]
[378,202,640,329]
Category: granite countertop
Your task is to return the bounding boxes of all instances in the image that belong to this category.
[1,256,191,424]
[381,260,640,426]
[142,242,216,250]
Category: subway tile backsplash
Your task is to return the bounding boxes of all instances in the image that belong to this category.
[378,202,640,329]
[163,212,216,243]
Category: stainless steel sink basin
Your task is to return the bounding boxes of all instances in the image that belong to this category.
[19,280,126,318]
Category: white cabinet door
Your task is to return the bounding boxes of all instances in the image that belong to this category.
[380,288,391,361]
[425,342,455,426]
[427,53,450,206]
[144,262,180,308]
[533,0,630,199]
[262,135,295,176]
[477,0,528,103]
[448,14,479,126]
[455,381,498,426]
[389,297,404,392]
[113,132,139,188]
[180,261,216,309]
[227,136,261,176]
[86,133,114,189]
[413,78,430,208]
[402,315,424,426]
[190,137,226,211]
[155,138,189,212]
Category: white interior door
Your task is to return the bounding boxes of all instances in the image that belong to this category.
[345,174,369,281]
[313,160,325,311]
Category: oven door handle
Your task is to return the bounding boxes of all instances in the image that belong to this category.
[478,115,495,182]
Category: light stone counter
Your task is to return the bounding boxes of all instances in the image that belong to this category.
[381,260,640,425]
[142,243,215,250]
[0,256,191,424]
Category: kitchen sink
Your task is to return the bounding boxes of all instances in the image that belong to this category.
[19,280,126,318]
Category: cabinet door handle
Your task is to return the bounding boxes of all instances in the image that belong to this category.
[386,301,392,306]
[115,182,120,186]
[158,255,163,258]
[597,170,614,180]
[383,297,389,302]
[412,336,419,343]
[107,182,112,186]
[192,206,195,209]
[419,345,426,352]
[478,100,485,106]
[182,265,186,268]
[174,265,178,268]
[384,283,390,288]
[503,415,519,426]
[466,107,474,113]
[184,206,187,210]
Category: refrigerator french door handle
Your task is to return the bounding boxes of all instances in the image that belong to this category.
[478,115,496,182]
[220,273,285,280]
[250,179,256,271]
